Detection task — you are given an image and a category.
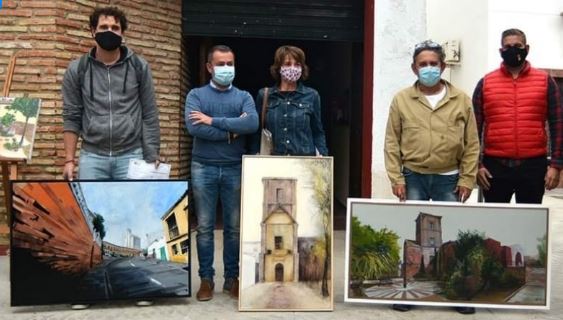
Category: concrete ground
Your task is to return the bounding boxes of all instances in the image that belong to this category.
[1,192,562,320]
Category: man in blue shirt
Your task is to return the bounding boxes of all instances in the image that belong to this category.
[185,45,258,301]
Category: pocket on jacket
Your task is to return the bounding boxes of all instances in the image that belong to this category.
[83,114,109,145]
[447,124,464,157]
[112,114,139,147]
[295,102,312,131]
[402,126,420,147]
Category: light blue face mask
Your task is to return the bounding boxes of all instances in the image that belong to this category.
[212,65,235,86]
[418,66,442,87]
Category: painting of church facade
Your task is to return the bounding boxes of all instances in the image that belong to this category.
[240,156,333,311]
[345,199,550,310]
[10,180,190,306]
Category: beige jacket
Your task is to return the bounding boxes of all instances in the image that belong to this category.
[384,81,479,190]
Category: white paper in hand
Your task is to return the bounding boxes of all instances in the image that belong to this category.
[126,159,171,179]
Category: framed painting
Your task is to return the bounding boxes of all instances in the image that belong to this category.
[0,97,41,161]
[239,156,334,311]
[10,180,190,306]
[344,199,550,310]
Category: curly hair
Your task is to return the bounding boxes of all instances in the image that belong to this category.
[89,6,128,32]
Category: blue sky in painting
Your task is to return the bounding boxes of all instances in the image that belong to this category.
[79,181,187,249]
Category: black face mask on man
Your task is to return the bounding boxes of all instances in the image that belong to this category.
[95,31,122,51]
[500,46,528,67]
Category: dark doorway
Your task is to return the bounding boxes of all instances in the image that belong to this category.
[275,263,284,282]
[185,36,363,229]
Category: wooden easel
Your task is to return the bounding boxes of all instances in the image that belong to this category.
[1,52,25,222]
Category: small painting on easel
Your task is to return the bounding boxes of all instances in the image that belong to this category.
[0,96,41,161]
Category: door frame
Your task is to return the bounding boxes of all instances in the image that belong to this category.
[361,0,374,198]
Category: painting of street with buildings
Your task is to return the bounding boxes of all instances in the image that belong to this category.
[0,97,40,161]
[239,156,333,311]
[10,180,190,306]
[344,200,550,309]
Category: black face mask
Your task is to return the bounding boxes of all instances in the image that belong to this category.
[501,46,528,67]
[95,31,122,51]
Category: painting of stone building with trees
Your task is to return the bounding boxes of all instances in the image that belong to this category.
[240,156,333,311]
[0,97,40,161]
[345,200,549,309]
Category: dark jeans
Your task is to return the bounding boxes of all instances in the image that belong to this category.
[403,167,459,201]
[191,161,241,281]
[482,156,547,204]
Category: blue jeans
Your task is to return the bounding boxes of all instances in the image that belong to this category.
[403,167,458,201]
[78,148,142,180]
[191,161,241,281]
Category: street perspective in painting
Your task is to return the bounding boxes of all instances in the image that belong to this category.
[10,180,190,306]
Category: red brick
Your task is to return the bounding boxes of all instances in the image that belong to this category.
[19,1,57,9]
[55,18,84,29]
[33,9,62,16]
[0,9,33,17]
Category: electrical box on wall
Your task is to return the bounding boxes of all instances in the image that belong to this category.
[442,40,460,64]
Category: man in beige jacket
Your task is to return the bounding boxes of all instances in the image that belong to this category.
[385,40,479,203]
[384,40,479,314]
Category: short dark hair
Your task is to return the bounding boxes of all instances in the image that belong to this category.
[207,45,234,63]
[270,45,309,83]
[412,40,445,64]
[501,28,527,45]
[89,7,128,32]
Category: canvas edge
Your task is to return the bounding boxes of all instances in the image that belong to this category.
[342,197,550,310]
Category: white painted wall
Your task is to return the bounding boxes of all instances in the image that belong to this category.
[487,0,563,70]
[426,0,489,96]
[370,0,562,198]
[371,0,427,198]
[147,237,168,261]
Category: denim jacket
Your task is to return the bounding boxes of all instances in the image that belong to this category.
[250,82,328,156]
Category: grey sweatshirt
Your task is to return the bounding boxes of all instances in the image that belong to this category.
[62,46,160,162]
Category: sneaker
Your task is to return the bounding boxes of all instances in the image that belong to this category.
[455,307,476,315]
[136,300,154,306]
[392,304,412,312]
[197,279,214,301]
[223,278,239,299]
[71,304,90,310]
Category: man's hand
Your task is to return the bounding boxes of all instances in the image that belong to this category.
[63,161,75,181]
[545,167,560,190]
[477,167,493,190]
[392,184,406,202]
[455,186,472,203]
[189,111,212,125]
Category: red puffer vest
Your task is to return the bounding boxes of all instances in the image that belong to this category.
[482,62,548,159]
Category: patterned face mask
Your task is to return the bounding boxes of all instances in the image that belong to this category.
[280,65,302,82]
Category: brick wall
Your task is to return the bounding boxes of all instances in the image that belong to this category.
[0,0,190,248]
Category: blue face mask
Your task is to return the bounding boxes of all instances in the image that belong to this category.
[418,66,442,87]
[212,65,235,86]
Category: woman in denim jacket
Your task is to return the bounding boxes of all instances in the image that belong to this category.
[253,45,328,156]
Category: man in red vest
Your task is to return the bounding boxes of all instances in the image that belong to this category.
[473,28,562,203]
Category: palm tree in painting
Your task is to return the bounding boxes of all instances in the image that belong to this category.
[8,97,39,147]
[350,216,401,283]
[305,159,332,297]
